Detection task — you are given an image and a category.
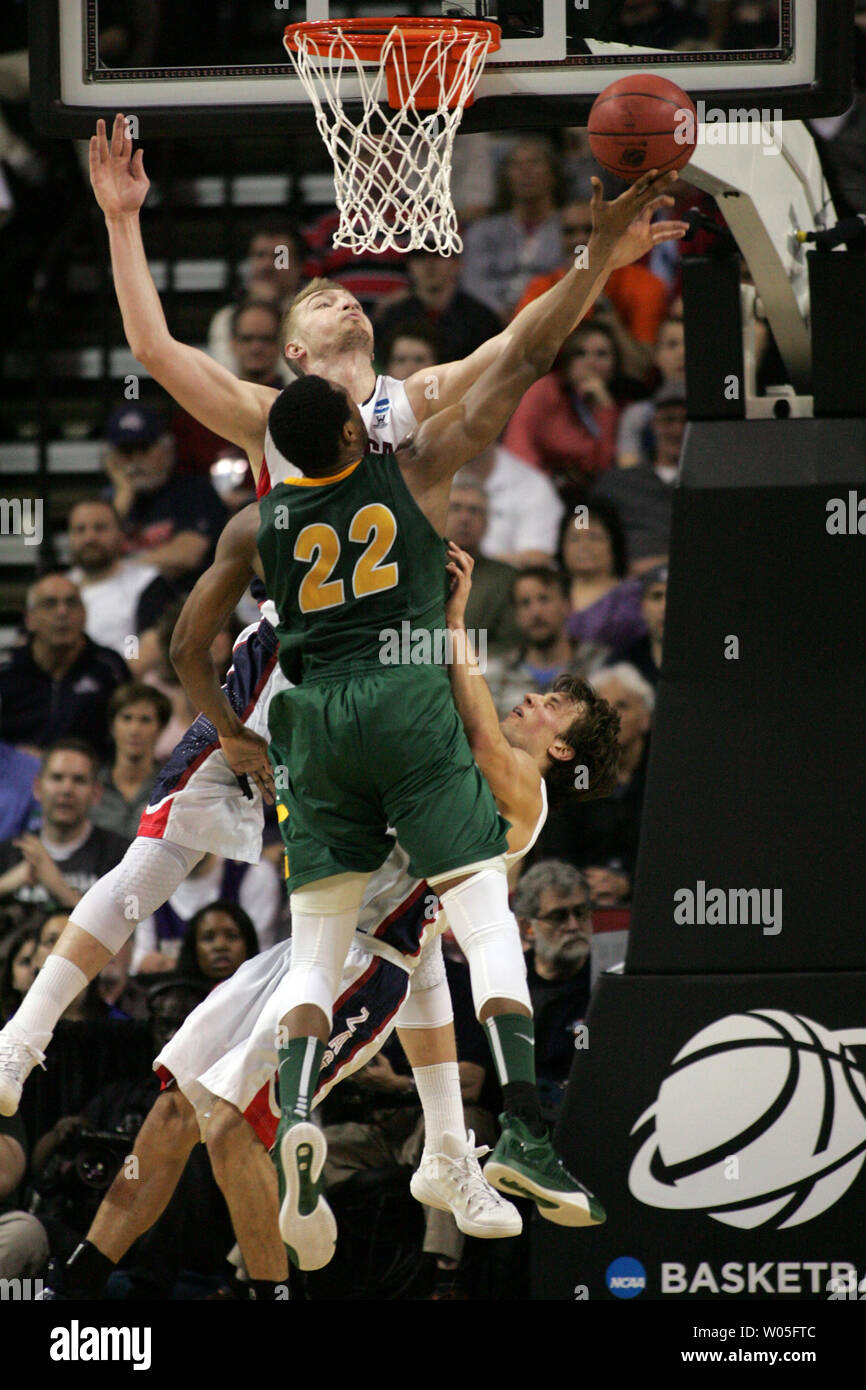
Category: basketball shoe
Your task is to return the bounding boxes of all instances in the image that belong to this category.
[0,1026,46,1116]
[410,1130,523,1238]
[484,1115,606,1226]
[275,1119,337,1271]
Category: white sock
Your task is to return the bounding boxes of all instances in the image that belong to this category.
[414,1063,466,1156]
[9,956,88,1050]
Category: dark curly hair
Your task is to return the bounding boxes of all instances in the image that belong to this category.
[268,375,352,477]
[542,673,621,807]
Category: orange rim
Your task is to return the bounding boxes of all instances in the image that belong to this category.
[284,17,501,63]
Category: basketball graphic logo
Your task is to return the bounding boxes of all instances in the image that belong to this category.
[629,1010,866,1229]
[621,147,648,168]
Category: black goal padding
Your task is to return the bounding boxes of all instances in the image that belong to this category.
[626,420,866,974]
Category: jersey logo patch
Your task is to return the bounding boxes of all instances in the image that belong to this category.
[373,396,390,425]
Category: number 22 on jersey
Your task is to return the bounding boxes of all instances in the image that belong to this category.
[295,503,399,614]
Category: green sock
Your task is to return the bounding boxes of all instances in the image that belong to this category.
[277,1036,325,1123]
[483,1013,537,1087]
[485,1014,546,1136]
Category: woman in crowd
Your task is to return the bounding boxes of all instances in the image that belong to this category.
[0,922,39,1022]
[559,499,647,652]
[175,900,259,989]
[90,683,172,842]
[502,322,625,501]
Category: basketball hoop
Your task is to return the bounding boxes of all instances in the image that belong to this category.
[283,18,500,256]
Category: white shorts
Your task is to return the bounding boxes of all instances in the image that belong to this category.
[155,842,441,1149]
[137,617,289,863]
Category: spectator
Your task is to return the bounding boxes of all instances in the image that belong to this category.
[503,324,624,501]
[0,923,39,1021]
[89,682,172,842]
[103,406,227,584]
[0,1107,48,1281]
[513,861,593,1124]
[590,380,686,572]
[375,250,501,362]
[484,568,608,719]
[139,599,241,760]
[607,563,667,688]
[460,137,563,321]
[0,743,40,841]
[207,221,306,376]
[531,664,654,903]
[67,499,173,662]
[0,741,129,913]
[513,200,670,379]
[31,911,68,968]
[560,500,647,651]
[96,940,147,1022]
[446,478,521,655]
[617,316,685,467]
[174,900,259,988]
[173,300,286,478]
[132,854,281,973]
[466,446,564,569]
[379,319,442,381]
[0,573,129,757]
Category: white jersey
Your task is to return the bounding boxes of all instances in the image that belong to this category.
[259,373,418,495]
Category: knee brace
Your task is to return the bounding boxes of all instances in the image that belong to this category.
[276,872,370,1024]
[398,935,453,1031]
[437,867,531,1017]
[69,837,202,955]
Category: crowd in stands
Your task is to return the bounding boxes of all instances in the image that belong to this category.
[1,0,864,1297]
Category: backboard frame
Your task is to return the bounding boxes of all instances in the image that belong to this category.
[29,0,854,139]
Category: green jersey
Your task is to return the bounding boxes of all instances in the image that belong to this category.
[257,453,449,681]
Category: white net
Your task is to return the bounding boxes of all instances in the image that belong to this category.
[284,23,497,256]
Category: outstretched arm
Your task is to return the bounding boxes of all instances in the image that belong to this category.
[91,115,277,471]
[403,171,687,421]
[169,505,274,801]
[444,544,540,823]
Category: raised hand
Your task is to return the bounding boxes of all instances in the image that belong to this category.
[89,113,150,220]
[445,541,474,630]
[589,172,688,269]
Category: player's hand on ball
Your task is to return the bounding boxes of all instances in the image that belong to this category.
[590,172,688,269]
[89,113,150,220]
[218,728,276,805]
[445,541,474,628]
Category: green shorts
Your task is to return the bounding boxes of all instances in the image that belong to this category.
[267,664,509,891]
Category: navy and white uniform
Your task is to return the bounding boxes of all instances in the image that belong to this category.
[156,783,549,1150]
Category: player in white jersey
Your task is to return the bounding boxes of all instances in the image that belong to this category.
[87,112,685,506]
[34,543,615,1299]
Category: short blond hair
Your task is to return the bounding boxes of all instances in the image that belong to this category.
[281,278,343,377]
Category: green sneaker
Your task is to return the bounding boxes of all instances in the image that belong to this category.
[484,1115,606,1228]
[274,1119,337,1270]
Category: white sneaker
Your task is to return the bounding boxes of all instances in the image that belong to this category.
[277,1121,337,1271]
[0,1026,46,1116]
[410,1131,523,1239]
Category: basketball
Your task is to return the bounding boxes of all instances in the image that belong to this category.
[587,73,697,181]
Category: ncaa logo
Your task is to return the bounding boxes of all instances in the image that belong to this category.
[606,1257,646,1299]
[629,1010,866,1229]
[374,396,390,424]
